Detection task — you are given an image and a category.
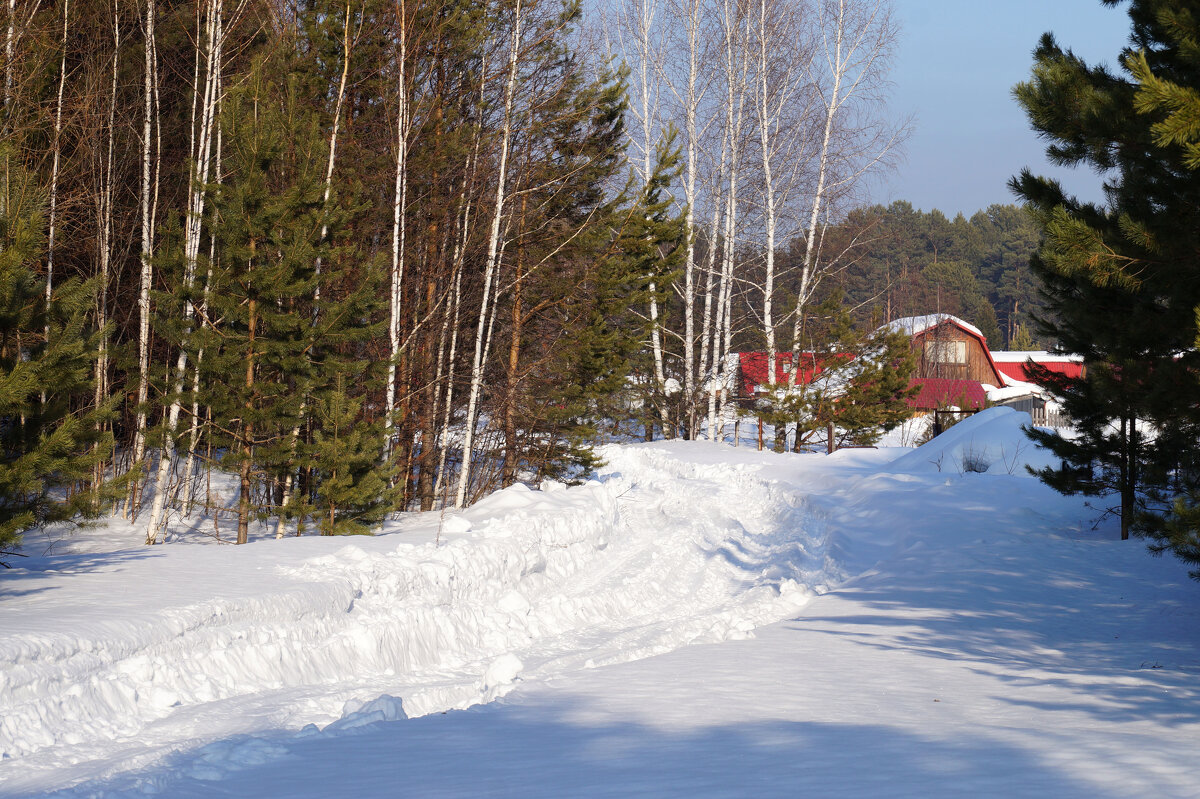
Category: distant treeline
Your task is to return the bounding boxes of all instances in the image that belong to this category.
[734,201,1044,352]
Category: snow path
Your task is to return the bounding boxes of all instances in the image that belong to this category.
[1,445,835,795]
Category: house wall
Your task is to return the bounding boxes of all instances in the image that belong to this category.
[912,324,1002,385]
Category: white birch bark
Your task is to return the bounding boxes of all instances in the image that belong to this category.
[789,0,901,385]
[433,134,480,501]
[629,0,666,396]
[383,0,409,462]
[455,0,522,508]
[313,0,353,309]
[45,0,68,352]
[677,0,702,437]
[94,0,118,425]
[130,0,160,517]
[707,0,749,442]
[146,0,222,542]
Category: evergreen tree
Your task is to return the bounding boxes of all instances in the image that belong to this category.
[311,374,396,535]
[494,47,667,484]
[1013,0,1200,550]
[616,131,686,440]
[197,51,380,543]
[0,154,115,563]
[756,298,916,452]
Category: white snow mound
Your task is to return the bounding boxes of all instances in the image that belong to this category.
[888,406,1061,476]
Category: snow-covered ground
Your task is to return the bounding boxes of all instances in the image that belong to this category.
[2,408,1198,798]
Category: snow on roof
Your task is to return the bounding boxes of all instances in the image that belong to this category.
[986,382,1050,403]
[883,314,984,340]
[990,350,1084,364]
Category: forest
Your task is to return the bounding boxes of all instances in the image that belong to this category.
[0,0,1051,556]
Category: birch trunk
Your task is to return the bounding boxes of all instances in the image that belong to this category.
[146,0,222,542]
[789,7,842,386]
[45,0,67,359]
[131,0,160,517]
[679,0,700,438]
[757,0,777,382]
[707,0,749,443]
[455,0,522,509]
[94,0,118,449]
[383,0,409,462]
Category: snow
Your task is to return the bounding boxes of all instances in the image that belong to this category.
[888,406,1062,475]
[985,379,1048,403]
[2,409,1198,798]
[883,313,984,340]
[992,350,1085,364]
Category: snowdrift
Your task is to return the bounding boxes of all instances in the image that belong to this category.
[1,447,831,791]
[887,406,1060,476]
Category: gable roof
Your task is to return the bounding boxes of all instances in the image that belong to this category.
[884,313,984,340]
[883,314,1008,387]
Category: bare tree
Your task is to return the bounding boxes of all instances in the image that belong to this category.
[146,0,225,542]
[787,0,903,385]
[130,0,161,517]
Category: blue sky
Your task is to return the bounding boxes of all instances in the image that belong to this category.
[876,0,1131,217]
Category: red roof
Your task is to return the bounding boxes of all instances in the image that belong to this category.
[993,359,1085,383]
[737,352,849,396]
[906,378,988,411]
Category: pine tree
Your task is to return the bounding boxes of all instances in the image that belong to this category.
[0,153,115,563]
[1012,1,1200,550]
[614,131,686,441]
[756,299,916,452]
[311,374,396,535]
[198,59,329,544]
[492,45,667,485]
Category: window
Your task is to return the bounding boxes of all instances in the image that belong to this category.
[925,339,967,364]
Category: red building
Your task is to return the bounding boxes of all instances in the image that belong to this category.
[990,351,1086,384]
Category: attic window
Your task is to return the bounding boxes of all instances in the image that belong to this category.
[925,339,967,364]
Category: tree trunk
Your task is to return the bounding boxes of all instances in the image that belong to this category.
[146,0,222,542]
[456,0,522,508]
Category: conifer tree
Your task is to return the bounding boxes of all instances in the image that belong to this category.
[1013,0,1200,549]
[199,60,330,544]
[311,374,397,535]
[0,154,115,562]
[756,299,916,452]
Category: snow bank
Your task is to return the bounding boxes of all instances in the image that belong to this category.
[887,406,1060,476]
[0,445,833,791]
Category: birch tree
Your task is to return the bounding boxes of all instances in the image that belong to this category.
[454,0,522,509]
[130,0,161,516]
[787,0,902,385]
[145,0,224,541]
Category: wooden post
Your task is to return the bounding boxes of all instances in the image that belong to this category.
[827,421,835,454]
[757,418,763,451]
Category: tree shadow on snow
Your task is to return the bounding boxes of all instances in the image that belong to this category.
[785,535,1200,728]
[58,696,1131,799]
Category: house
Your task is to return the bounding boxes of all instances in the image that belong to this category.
[734,314,1070,422]
[882,314,1008,413]
[885,314,1007,386]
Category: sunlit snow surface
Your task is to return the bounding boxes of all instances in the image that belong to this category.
[2,408,1199,798]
